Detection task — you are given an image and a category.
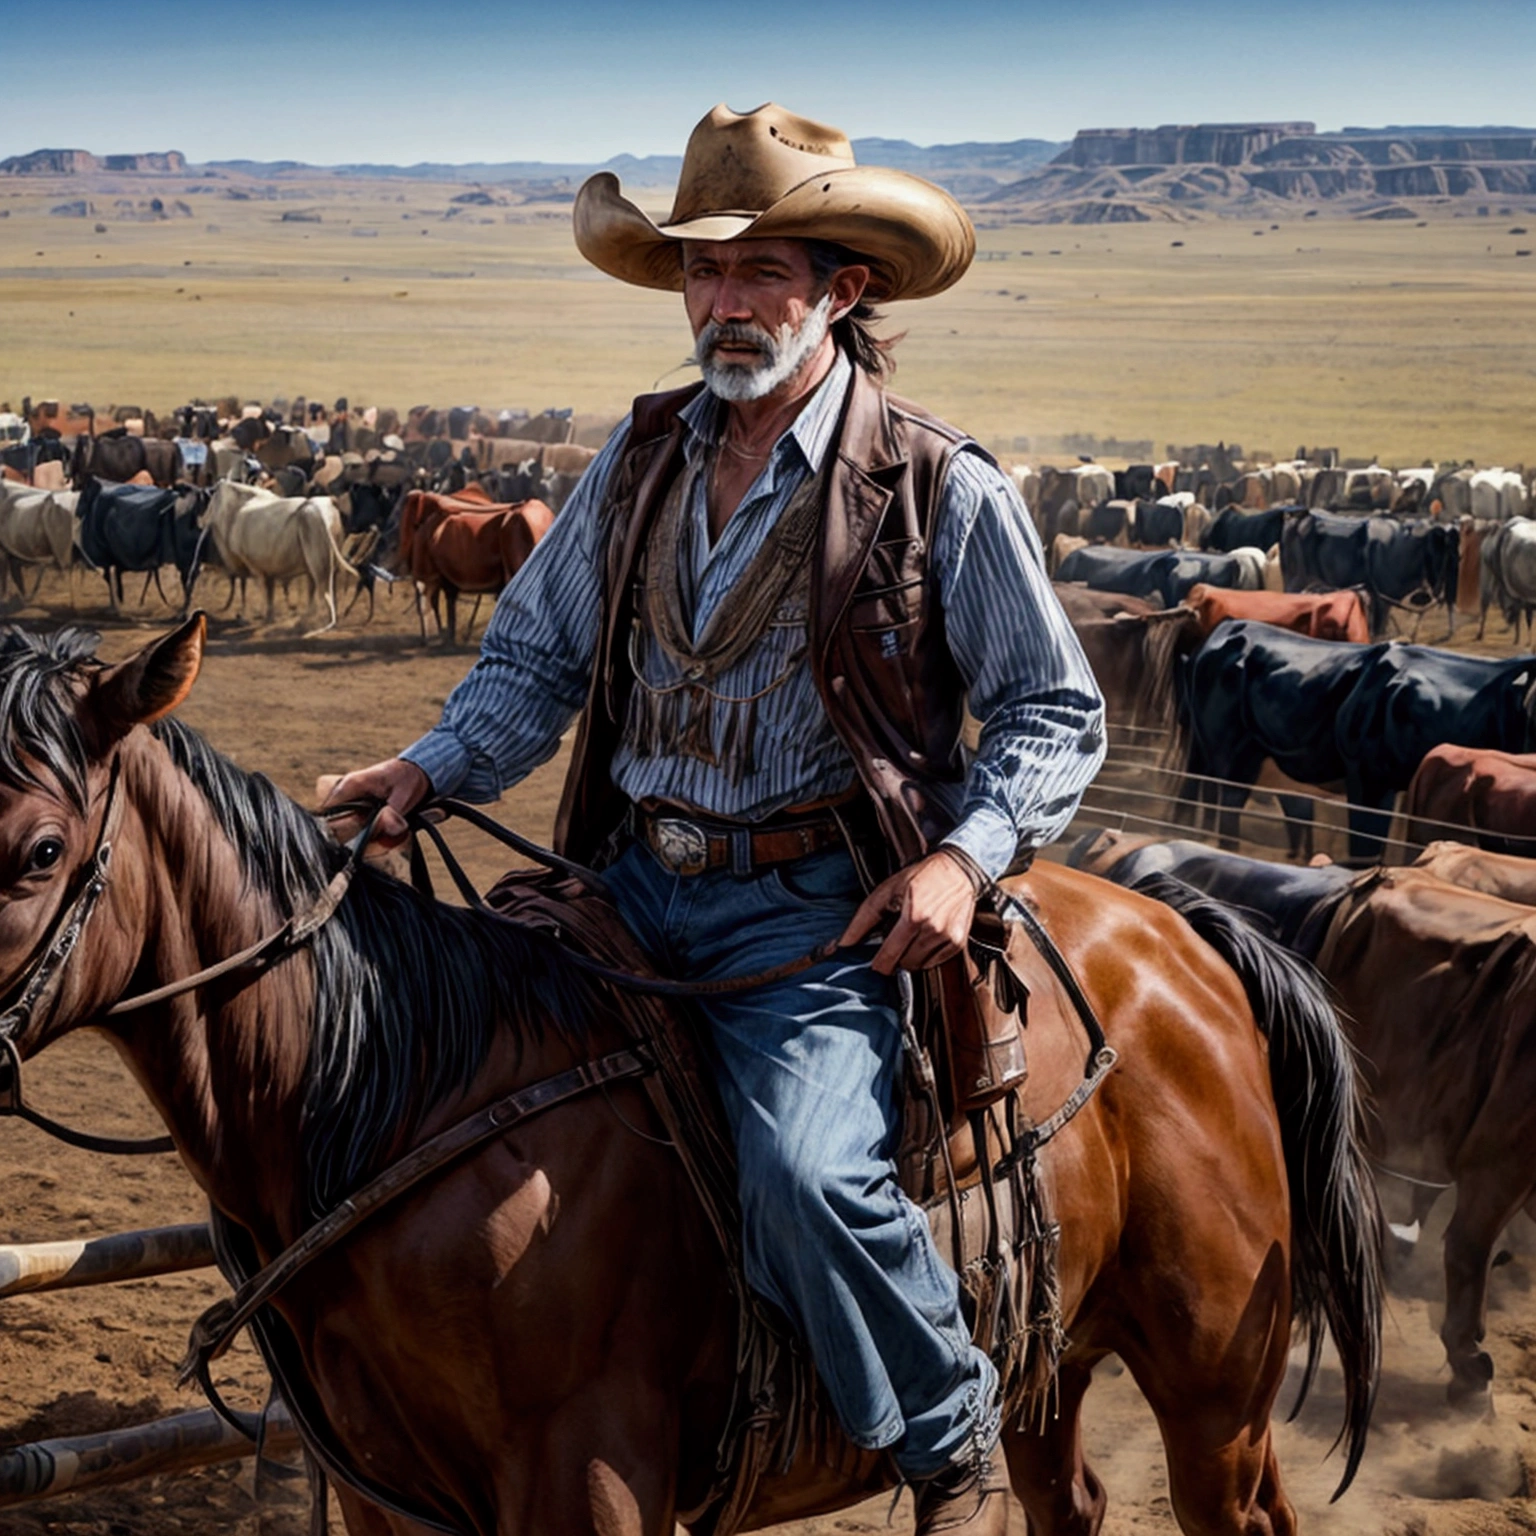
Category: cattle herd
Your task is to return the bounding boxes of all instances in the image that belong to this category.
[1039,444,1536,1412]
[0,393,602,638]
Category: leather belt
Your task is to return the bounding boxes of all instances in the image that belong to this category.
[630,803,849,877]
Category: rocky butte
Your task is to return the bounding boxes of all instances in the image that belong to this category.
[988,122,1536,222]
[0,149,187,175]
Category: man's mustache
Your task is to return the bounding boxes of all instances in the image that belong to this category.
[694,321,775,365]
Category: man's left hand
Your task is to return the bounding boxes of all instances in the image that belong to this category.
[840,850,981,976]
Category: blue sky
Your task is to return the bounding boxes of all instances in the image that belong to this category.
[2,0,1533,164]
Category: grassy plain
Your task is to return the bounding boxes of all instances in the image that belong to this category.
[2,170,1534,465]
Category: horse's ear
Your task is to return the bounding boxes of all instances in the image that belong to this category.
[88,612,207,741]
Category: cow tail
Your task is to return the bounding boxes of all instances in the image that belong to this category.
[1129,871,1382,1499]
[1142,608,1200,771]
[326,519,360,579]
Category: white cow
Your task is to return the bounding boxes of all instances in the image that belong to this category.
[1469,468,1526,521]
[204,479,357,632]
[0,483,81,604]
[1230,546,1267,590]
[0,483,77,570]
[1072,464,1114,508]
[1007,464,1039,518]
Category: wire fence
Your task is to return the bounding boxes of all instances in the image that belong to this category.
[1082,735,1536,858]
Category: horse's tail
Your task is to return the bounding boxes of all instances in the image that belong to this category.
[1129,870,1382,1499]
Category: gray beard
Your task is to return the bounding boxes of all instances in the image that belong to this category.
[695,293,833,402]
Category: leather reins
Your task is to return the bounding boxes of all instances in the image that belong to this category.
[0,781,1113,1155]
[0,788,849,1162]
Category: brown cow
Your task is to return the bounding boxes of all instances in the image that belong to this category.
[1456,516,1491,617]
[1074,832,1536,1403]
[396,487,553,644]
[1412,840,1536,904]
[1404,743,1536,855]
[1310,866,1536,1400]
[1180,584,1370,643]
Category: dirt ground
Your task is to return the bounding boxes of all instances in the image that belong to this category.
[1,575,1536,1534]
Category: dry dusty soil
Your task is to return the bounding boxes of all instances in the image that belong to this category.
[1,167,1534,466]
[0,577,1535,1534]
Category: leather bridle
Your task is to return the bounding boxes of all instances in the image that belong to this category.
[0,771,388,1158]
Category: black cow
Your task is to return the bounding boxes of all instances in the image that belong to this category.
[484,461,554,505]
[76,479,209,612]
[1056,545,1252,609]
[73,430,184,489]
[1202,505,1292,555]
[1114,464,1157,501]
[1179,622,1376,854]
[337,480,405,619]
[1080,499,1133,543]
[1180,619,1536,858]
[0,436,72,482]
[1281,510,1458,637]
[1132,499,1185,547]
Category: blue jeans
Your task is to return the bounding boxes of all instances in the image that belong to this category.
[603,840,999,1477]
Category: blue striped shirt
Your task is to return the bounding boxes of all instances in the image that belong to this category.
[401,352,1105,877]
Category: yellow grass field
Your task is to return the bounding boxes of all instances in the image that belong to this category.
[2,170,1534,465]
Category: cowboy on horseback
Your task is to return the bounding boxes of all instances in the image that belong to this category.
[328,103,1105,1533]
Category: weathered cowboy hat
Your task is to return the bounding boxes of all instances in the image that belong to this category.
[574,103,975,303]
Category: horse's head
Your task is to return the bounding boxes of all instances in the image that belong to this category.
[0,615,204,1059]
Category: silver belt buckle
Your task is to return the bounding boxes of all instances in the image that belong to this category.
[650,817,711,876]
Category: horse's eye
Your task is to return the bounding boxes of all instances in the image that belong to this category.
[27,839,65,873]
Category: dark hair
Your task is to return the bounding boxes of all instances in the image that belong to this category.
[804,239,903,378]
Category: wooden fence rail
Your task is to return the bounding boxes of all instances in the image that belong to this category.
[0,1223,214,1299]
[0,1403,296,1508]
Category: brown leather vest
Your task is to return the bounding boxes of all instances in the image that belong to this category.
[553,363,991,871]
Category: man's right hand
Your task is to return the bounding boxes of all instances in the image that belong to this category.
[318,758,432,851]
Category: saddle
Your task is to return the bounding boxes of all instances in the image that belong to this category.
[481,864,1098,1535]
[206,846,1112,1536]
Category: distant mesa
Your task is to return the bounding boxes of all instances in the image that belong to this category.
[2,148,186,176]
[988,122,1536,221]
[6,127,1536,224]
[1063,123,1317,168]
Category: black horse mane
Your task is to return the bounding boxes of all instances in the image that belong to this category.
[0,625,603,1221]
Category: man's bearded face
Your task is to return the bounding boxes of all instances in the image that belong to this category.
[682,238,838,403]
[694,293,833,402]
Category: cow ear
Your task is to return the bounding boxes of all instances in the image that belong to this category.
[87,611,207,744]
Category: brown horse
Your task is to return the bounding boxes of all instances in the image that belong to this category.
[0,617,1380,1535]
